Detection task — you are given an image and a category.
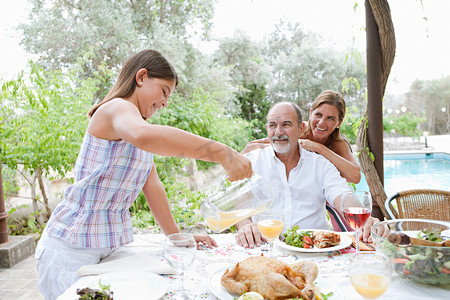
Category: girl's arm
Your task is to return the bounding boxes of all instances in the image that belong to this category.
[299,139,361,183]
[88,99,252,181]
[142,164,180,235]
[143,164,218,248]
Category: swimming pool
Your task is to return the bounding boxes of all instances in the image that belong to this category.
[355,152,450,198]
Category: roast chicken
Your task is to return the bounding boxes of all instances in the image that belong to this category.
[221,255,318,300]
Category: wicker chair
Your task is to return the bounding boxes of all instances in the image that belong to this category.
[385,189,450,229]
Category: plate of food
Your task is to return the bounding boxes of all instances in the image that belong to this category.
[208,257,343,300]
[275,226,352,253]
[57,271,169,300]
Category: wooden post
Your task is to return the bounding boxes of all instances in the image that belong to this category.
[365,0,384,220]
[0,163,8,244]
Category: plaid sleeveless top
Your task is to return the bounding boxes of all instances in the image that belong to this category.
[46,132,153,248]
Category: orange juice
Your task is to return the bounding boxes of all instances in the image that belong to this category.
[205,208,254,232]
[350,273,390,299]
[257,219,284,241]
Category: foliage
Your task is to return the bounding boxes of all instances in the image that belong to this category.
[405,76,450,134]
[236,83,272,139]
[383,113,425,138]
[150,89,253,171]
[1,59,97,223]
[1,165,19,196]
[262,20,367,114]
[18,0,218,100]
[19,0,216,70]
[130,183,206,231]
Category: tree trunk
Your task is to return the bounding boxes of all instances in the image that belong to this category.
[360,0,396,220]
[0,163,8,243]
[36,168,52,220]
[29,171,43,226]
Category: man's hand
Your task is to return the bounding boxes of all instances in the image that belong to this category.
[361,217,389,243]
[235,223,267,248]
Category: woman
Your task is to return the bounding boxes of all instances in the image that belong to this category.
[242,90,360,183]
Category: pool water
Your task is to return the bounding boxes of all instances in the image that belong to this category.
[355,152,450,198]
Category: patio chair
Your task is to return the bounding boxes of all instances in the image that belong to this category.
[326,204,352,232]
[384,189,450,226]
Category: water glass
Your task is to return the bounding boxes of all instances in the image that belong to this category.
[163,233,197,299]
[349,252,391,299]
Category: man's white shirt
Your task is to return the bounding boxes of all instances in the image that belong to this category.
[245,145,351,230]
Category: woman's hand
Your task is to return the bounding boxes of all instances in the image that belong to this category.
[194,234,218,249]
[299,139,325,154]
[241,138,270,154]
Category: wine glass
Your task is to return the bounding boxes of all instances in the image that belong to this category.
[349,252,391,299]
[341,190,372,252]
[256,209,284,257]
[163,233,197,299]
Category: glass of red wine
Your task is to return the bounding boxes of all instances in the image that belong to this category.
[341,191,372,253]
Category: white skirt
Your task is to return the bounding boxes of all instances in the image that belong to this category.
[35,231,114,300]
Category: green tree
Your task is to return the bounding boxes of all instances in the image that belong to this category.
[18,0,218,100]
[405,76,450,134]
[0,61,97,223]
[213,31,272,138]
[264,20,366,114]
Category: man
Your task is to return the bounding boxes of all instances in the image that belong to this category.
[235,101,383,248]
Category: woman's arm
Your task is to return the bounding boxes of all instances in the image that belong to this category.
[299,139,361,183]
[241,138,270,154]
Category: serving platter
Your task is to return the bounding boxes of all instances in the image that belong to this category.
[208,266,343,300]
[275,229,352,253]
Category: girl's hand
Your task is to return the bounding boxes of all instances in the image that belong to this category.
[221,149,253,181]
[194,234,218,249]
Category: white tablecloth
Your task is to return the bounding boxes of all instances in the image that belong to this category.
[59,233,450,300]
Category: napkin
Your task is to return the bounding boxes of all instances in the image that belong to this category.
[349,235,376,251]
[77,252,177,276]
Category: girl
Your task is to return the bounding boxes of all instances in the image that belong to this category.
[242,90,360,183]
[35,49,253,300]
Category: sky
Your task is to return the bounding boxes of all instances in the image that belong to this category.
[1,0,449,95]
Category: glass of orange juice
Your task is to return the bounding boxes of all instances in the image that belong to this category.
[349,252,391,299]
[256,209,284,257]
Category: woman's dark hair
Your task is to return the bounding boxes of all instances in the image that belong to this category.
[304,90,346,145]
[87,49,178,118]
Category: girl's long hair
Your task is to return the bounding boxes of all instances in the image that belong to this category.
[87,49,178,118]
[304,90,346,146]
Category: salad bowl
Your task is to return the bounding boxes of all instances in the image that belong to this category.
[371,219,450,285]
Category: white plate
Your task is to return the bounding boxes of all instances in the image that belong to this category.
[57,271,168,300]
[275,229,352,253]
[208,266,343,300]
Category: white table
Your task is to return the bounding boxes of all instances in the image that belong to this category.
[59,233,450,300]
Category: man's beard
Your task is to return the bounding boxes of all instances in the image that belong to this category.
[271,134,291,153]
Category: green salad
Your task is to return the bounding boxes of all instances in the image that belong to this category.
[283,225,314,248]
[379,228,450,285]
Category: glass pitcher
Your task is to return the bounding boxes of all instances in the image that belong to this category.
[200,173,273,233]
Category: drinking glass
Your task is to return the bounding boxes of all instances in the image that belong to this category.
[163,233,197,299]
[256,209,284,257]
[341,190,372,252]
[349,252,391,299]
